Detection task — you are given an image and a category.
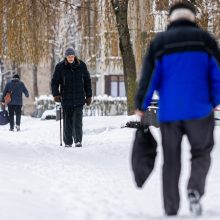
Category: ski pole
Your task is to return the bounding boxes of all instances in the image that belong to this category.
[59,105,62,146]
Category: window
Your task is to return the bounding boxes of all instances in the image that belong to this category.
[91,77,97,96]
[119,78,126,97]
[105,75,126,97]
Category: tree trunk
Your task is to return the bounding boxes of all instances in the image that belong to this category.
[31,0,39,98]
[111,0,137,115]
[32,64,38,98]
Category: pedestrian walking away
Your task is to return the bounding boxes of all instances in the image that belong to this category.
[1,74,29,131]
[135,1,220,217]
[51,47,92,148]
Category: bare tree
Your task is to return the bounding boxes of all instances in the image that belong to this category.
[0,0,59,64]
[111,0,137,115]
[0,0,81,98]
[50,0,81,73]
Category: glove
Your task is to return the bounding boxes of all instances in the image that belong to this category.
[54,96,61,102]
[85,97,92,106]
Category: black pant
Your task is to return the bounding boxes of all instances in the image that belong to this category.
[8,105,22,130]
[160,113,214,214]
[63,107,83,145]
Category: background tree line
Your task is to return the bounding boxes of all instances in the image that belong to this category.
[0,0,219,115]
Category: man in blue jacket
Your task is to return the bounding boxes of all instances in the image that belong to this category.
[2,74,29,131]
[135,2,220,217]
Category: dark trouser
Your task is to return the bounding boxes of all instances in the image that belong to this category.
[63,106,83,145]
[160,113,214,215]
[8,105,22,130]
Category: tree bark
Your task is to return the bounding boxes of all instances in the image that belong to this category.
[31,0,39,98]
[111,0,137,115]
[32,64,38,98]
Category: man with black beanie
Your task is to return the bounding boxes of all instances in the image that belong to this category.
[51,47,92,147]
[135,1,220,216]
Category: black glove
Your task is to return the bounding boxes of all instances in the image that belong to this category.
[54,96,61,102]
[85,97,92,106]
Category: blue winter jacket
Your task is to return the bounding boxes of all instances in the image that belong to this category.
[135,19,220,122]
[2,79,29,106]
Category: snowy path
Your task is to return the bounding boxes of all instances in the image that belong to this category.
[0,115,220,220]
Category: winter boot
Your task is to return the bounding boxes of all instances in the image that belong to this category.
[188,189,202,216]
[75,142,82,147]
[65,145,72,147]
[16,125,20,131]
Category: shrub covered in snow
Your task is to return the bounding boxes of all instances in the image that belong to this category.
[31,95,56,118]
[84,95,127,116]
[32,95,127,118]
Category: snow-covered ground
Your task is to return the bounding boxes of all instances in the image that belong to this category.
[0,115,220,220]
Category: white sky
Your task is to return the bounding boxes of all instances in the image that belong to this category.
[0,115,220,220]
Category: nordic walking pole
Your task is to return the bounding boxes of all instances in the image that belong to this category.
[59,105,62,146]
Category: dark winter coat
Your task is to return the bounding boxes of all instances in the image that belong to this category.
[2,79,29,106]
[51,58,92,107]
[135,19,220,122]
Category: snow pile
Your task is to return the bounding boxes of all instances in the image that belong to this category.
[0,115,220,220]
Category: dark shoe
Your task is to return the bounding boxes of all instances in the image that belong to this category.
[75,142,82,147]
[9,128,14,131]
[166,212,177,216]
[188,189,202,216]
[16,125,20,131]
[64,145,72,147]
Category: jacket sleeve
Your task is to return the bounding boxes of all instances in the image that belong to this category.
[22,83,29,97]
[51,64,62,97]
[209,56,220,108]
[82,62,92,97]
[135,42,155,110]
[141,60,161,110]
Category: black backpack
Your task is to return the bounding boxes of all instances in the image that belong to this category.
[0,110,10,125]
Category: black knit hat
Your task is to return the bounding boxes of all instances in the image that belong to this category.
[65,47,76,57]
[169,1,196,16]
[12,74,20,79]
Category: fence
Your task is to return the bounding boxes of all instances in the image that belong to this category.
[32,95,127,118]
[83,95,127,116]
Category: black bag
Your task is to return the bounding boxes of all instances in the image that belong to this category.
[131,127,157,188]
[0,110,10,125]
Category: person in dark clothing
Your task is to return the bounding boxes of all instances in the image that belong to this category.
[51,47,92,147]
[135,2,220,216]
[2,74,29,131]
